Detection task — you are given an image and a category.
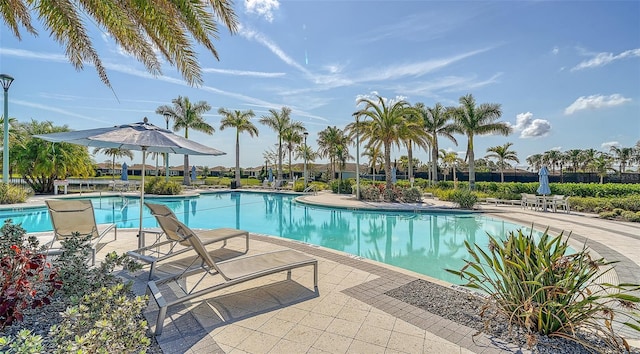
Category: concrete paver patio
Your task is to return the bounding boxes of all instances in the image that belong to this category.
[23,190,640,353]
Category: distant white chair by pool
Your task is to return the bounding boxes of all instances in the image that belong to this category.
[550,195,570,213]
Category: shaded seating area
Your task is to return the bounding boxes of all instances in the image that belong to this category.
[45,199,117,265]
[127,202,249,280]
[520,193,570,213]
[146,213,318,336]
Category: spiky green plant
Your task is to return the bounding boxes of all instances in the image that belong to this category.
[447,229,640,351]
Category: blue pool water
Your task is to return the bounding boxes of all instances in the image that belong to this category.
[1,192,540,285]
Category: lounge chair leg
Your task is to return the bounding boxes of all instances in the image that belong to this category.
[313,263,318,290]
[287,270,292,280]
[155,306,167,336]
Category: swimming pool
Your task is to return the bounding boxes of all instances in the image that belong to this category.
[1,192,539,285]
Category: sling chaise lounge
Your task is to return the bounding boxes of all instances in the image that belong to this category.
[45,199,117,265]
[146,214,318,335]
[127,202,249,280]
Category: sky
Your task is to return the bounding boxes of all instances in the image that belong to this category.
[0,0,639,170]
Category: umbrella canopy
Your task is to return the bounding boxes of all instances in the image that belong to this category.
[121,162,128,181]
[34,117,225,246]
[537,166,551,195]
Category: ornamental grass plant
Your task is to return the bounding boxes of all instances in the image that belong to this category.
[447,229,640,352]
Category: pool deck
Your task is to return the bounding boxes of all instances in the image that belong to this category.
[18,190,640,353]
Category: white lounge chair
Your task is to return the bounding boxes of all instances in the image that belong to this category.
[127,202,249,280]
[146,213,318,335]
[45,199,117,265]
[550,195,570,213]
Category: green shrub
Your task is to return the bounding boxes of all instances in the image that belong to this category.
[330,179,353,194]
[145,177,183,195]
[447,229,640,351]
[55,234,141,301]
[401,187,423,203]
[293,181,305,192]
[0,329,43,353]
[599,211,618,219]
[360,184,381,201]
[621,210,640,222]
[0,183,31,204]
[451,189,478,209]
[50,283,150,354]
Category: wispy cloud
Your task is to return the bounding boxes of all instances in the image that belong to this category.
[244,0,280,23]
[357,47,493,82]
[571,48,640,71]
[510,112,552,138]
[393,73,502,97]
[202,67,285,78]
[552,46,559,55]
[564,94,631,115]
[12,99,113,124]
[0,48,67,63]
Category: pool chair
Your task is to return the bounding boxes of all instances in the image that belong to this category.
[45,199,117,266]
[127,202,249,280]
[146,213,318,336]
[550,195,570,213]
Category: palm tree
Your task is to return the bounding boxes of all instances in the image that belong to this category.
[526,153,543,172]
[450,94,511,190]
[565,149,583,172]
[92,147,134,180]
[295,143,317,182]
[590,153,615,184]
[218,108,259,187]
[439,149,462,182]
[399,109,431,186]
[259,107,302,182]
[2,1,238,88]
[543,149,562,174]
[416,102,458,183]
[485,143,519,182]
[317,126,344,181]
[156,96,214,185]
[282,124,307,183]
[580,149,598,172]
[356,95,417,192]
[361,143,383,182]
[609,145,634,173]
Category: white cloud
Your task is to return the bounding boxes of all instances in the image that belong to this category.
[564,94,631,115]
[202,67,285,78]
[601,141,619,149]
[511,112,552,138]
[571,48,640,71]
[552,46,559,55]
[244,0,280,23]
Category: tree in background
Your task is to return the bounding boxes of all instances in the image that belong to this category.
[590,153,615,184]
[1,1,238,88]
[157,96,214,185]
[416,102,458,184]
[439,149,463,183]
[282,124,307,183]
[399,109,431,186]
[259,107,301,182]
[92,148,134,181]
[218,108,259,187]
[13,120,94,193]
[317,126,345,181]
[450,94,511,190]
[485,142,519,182]
[609,145,634,174]
[356,95,417,192]
[361,143,383,182]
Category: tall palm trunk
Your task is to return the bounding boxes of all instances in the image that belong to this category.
[383,141,392,191]
[467,136,475,190]
[277,138,283,182]
[407,141,413,186]
[288,149,293,183]
[235,130,240,186]
[183,155,190,185]
[431,140,439,184]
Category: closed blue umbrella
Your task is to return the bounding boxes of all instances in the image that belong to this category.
[391,166,397,183]
[191,165,197,181]
[121,162,128,181]
[268,167,273,182]
[537,166,551,195]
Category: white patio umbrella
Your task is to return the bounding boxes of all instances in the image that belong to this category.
[34,117,225,246]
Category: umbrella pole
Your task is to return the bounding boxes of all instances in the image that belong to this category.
[138,147,147,248]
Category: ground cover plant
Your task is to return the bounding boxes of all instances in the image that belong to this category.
[447,229,640,352]
[0,220,152,353]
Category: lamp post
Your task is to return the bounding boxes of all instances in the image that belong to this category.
[1,74,14,184]
[303,131,309,190]
[352,111,361,199]
[162,112,171,181]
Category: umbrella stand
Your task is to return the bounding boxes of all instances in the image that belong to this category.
[138,147,147,247]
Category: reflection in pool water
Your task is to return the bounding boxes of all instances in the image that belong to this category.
[1,192,539,285]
